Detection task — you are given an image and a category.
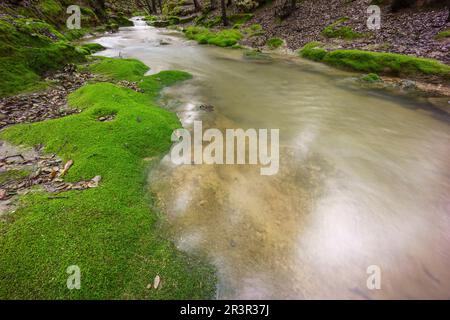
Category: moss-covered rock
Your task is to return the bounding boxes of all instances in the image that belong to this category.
[322,17,365,40]
[299,42,450,82]
[361,73,382,83]
[184,26,243,47]
[0,15,88,97]
[266,37,284,49]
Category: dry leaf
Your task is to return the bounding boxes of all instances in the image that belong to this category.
[153,275,161,289]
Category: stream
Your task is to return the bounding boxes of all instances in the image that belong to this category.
[91,18,450,299]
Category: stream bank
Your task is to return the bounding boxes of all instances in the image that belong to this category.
[0,53,216,299]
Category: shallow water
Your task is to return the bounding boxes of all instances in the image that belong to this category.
[93,19,450,299]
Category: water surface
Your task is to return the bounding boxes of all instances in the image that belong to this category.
[93,20,450,299]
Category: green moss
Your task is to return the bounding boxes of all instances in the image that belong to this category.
[323,50,450,78]
[80,43,105,54]
[0,58,216,299]
[0,16,88,97]
[63,28,91,41]
[80,7,100,26]
[299,42,450,80]
[361,73,382,83]
[167,16,181,25]
[25,41,86,74]
[322,17,364,40]
[110,14,134,27]
[298,41,328,61]
[242,23,263,37]
[267,37,283,49]
[228,13,254,25]
[0,57,42,97]
[82,57,150,81]
[132,11,148,16]
[144,15,158,23]
[38,0,63,17]
[435,29,450,40]
[202,16,222,28]
[185,27,243,47]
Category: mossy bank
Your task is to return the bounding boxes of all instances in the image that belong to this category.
[0,57,216,299]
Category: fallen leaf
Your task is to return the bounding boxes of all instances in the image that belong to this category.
[153,275,161,289]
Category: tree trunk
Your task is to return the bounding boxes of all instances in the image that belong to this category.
[227,0,232,6]
[220,0,228,26]
[142,0,154,14]
[210,0,217,10]
[158,0,163,13]
[151,0,157,13]
[193,0,202,11]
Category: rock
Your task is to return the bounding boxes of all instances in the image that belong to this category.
[159,40,171,46]
[199,104,215,112]
[0,189,7,200]
[400,80,417,90]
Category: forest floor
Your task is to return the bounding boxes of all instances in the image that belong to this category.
[241,0,450,64]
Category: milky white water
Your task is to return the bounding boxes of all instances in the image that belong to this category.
[92,19,450,299]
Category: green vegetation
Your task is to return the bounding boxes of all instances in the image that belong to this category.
[80,43,106,54]
[184,26,243,47]
[228,13,254,25]
[199,16,222,28]
[435,29,450,40]
[110,13,134,27]
[0,15,89,97]
[322,17,364,40]
[361,73,382,83]
[298,42,328,61]
[243,24,264,37]
[38,0,63,17]
[299,42,450,80]
[267,37,284,49]
[0,57,215,299]
[81,57,150,81]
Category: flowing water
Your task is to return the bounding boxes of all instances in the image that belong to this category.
[92,18,450,299]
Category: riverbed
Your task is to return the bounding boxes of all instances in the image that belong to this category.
[91,19,450,299]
